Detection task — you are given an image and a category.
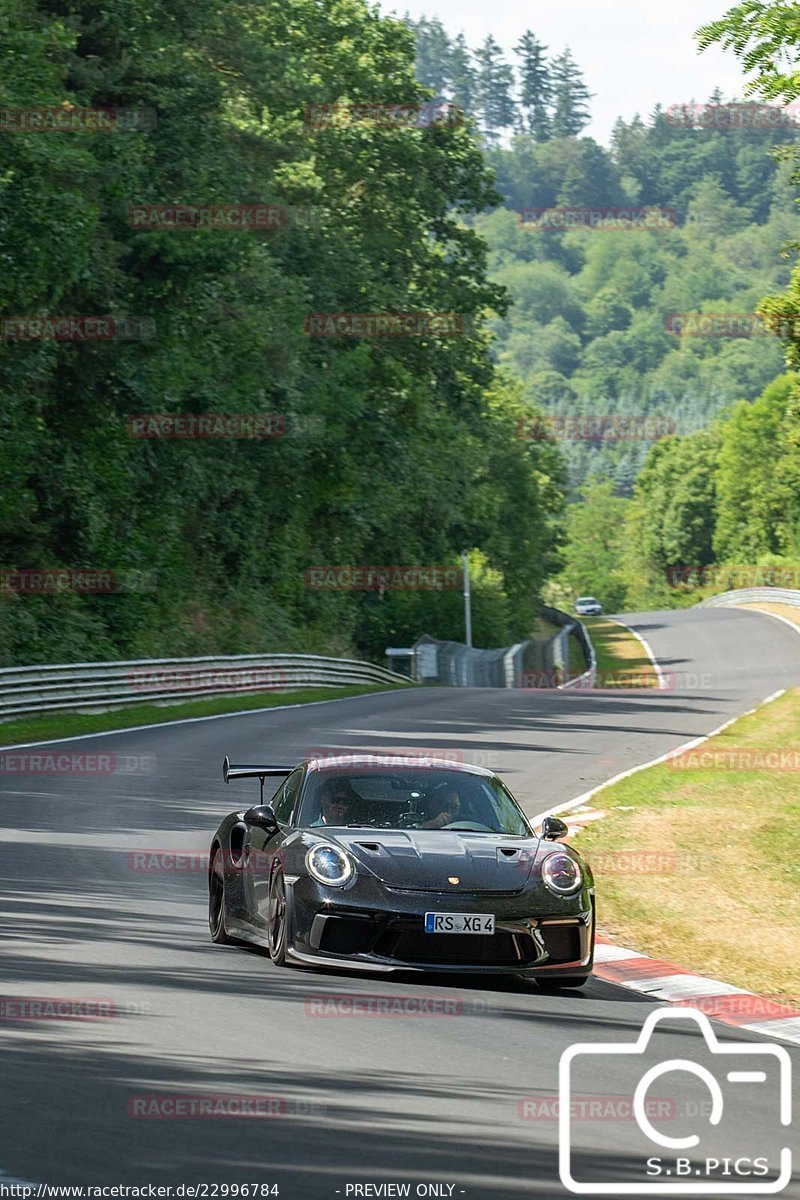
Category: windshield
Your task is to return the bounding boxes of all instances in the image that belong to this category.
[576,597,598,605]
[299,768,531,836]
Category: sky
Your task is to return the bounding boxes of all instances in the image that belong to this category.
[379,0,755,145]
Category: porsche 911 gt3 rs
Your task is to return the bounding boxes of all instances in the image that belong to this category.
[208,754,595,987]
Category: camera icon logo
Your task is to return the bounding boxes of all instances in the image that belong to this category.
[559,1007,792,1195]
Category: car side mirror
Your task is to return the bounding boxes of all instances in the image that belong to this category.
[243,804,279,834]
[541,816,569,841]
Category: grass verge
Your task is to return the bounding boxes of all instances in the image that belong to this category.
[0,683,413,747]
[580,616,659,688]
[574,687,800,999]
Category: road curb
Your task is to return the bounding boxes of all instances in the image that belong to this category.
[593,936,800,1046]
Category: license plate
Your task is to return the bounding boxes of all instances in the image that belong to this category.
[424,912,495,935]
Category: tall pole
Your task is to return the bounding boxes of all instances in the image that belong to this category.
[461,550,472,648]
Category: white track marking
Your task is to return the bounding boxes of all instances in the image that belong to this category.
[604,615,666,689]
[741,1017,800,1045]
[593,944,648,964]
[623,975,751,999]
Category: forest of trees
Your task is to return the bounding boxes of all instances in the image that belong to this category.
[0,0,564,666]
[409,15,800,614]
[3,0,799,668]
[553,372,800,612]
[410,20,799,497]
[408,17,593,142]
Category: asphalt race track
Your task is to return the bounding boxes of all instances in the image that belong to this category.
[1,606,799,1198]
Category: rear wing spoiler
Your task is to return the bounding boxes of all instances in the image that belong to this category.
[222,756,296,802]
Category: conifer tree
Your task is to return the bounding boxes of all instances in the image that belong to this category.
[515,30,551,141]
[474,35,517,141]
[550,48,593,137]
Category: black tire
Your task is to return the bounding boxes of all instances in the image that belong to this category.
[536,974,590,990]
[209,847,233,945]
[267,865,289,966]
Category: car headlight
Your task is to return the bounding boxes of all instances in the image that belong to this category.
[541,852,583,896]
[306,843,354,887]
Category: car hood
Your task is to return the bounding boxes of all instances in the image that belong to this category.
[324,829,541,893]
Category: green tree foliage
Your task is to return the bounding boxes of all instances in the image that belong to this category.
[697,2,800,105]
[515,31,551,141]
[613,373,800,608]
[449,34,477,117]
[475,88,798,499]
[0,0,564,665]
[621,427,722,603]
[474,36,517,142]
[408,15,452,98]
[558,480,630,611]
[713,375,800,560]
[408,21,592,145]
[550,50,593,139]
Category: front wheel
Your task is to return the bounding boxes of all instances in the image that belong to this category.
[209,847,233,945]
[535,975,590,990]
[267,865,289,966]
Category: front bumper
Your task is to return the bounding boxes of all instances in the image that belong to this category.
[286,877,595,975]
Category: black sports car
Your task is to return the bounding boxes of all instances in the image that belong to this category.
[208,754,595,986]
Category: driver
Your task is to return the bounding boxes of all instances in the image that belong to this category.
[422,785,462,829]
[312,777,360,826]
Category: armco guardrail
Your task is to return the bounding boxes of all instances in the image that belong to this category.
[410,611,597,689]
[539,606,597,689]
[0,653,412,720]
[698,587,800,608]
[412,634,523,687]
